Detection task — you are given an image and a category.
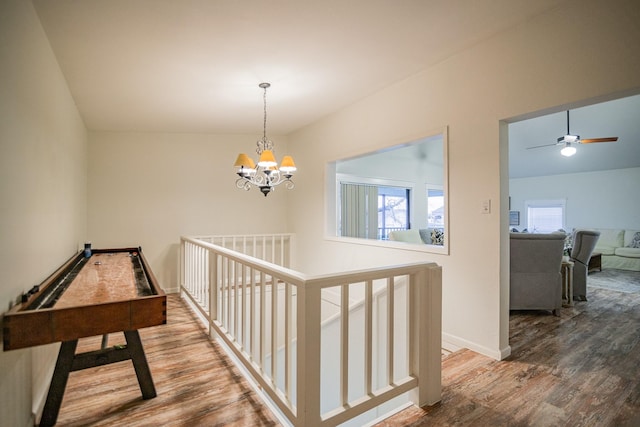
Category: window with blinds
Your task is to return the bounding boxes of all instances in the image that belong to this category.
[526,199,566,233]
[339,183,410,240]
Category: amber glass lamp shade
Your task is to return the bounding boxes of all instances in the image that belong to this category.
[258,150,277,167]
[280,155,297,173]
[234,153,255,168]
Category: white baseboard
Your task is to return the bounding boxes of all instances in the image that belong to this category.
[443,332,511,361]
[163,284,180,294]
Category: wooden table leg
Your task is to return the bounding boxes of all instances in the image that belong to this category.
[40,331,155,426]
[40,340,79,427]
[124,330,157,399]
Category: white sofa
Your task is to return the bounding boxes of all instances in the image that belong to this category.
[590,228,640,271]
[388,228,445,246]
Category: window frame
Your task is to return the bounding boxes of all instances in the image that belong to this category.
[324,127,449,255]
[524,199,567,233]
[336,174,414,240]
[425,184,445,229]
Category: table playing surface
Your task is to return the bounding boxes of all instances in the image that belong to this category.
[55,252,147,308]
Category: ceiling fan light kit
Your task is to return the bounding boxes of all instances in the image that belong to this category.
[560,143,577,157]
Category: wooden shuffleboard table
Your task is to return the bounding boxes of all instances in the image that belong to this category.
[2,247,166,427]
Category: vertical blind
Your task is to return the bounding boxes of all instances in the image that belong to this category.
[340,183,378,239]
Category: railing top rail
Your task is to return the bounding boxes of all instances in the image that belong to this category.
[305,262,439,289]
[182,236,305,285]
[182,235,437,289]
[191,233,295,239]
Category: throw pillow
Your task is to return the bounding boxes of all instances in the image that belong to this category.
[431,228,445,245]
[419,229,431,244]
[628,232,640,248]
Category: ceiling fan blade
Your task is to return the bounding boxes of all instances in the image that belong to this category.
[579,137,618,144]
[526,143,559,150]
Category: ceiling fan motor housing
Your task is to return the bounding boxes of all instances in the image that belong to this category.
[557,135,579,144]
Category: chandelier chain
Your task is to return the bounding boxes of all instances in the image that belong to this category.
[256,82,273,155]
[263,84,268,141]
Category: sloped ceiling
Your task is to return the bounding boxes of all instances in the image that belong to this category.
[33,0,565,134]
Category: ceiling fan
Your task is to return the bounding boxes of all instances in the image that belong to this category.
[527,110,618,156]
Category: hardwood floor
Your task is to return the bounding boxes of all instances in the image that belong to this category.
[382,281,640,426]
[55,279,640,426]
[55,295,279,426]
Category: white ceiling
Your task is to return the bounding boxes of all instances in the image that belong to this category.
[509,94,640,178]
[32,0,639,177]
[33,0,565,134]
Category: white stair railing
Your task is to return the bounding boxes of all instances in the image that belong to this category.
[180,234,441,426]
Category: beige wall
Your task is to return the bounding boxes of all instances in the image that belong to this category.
[87,131,292,290]
[2,0,640,424]
[288,0,640,358]
[0,1,88,425]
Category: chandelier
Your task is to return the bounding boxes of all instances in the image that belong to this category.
[234,83,296,197]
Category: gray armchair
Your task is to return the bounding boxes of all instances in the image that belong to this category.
[570,230,600,301]
[510,232,566,315]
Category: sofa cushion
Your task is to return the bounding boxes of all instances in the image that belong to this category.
[625,230,640,248]
[615,247,640,258]
[389,229,423,244]
[595,229,624,248]
[596,245,617,256]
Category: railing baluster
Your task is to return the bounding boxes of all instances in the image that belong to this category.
[196,245,201,305]
[283,236,286,265]
[226,257,232,332]
[242,236,247,260]
[250,267,256,362]
[271,274,277,386]
[387,276,395,385]
[201,246,206,309]
[186,243,190,293]
[365,280,373,395]
[210,250,218,323]
[234,260,239,339]
[192,244,196,299]
[341,283,349,407]
[285,282,292,400]
[260,271,266,372]
[201,246,206,311]
[253,235,257,258]
[271,234,276,265]
[262,235,266,262]
[191,244,196,302]
[222,256,228,330]
[240,263,246,350]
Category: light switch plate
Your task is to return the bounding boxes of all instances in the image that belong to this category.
[481,199,491,214]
